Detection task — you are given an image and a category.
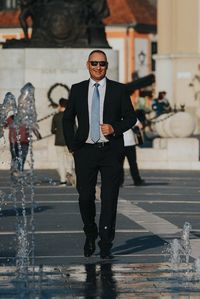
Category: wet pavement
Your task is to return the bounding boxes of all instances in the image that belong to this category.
[1,263,200,298]
[0,169,200,298]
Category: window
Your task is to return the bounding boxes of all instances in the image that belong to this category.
[0,0,18,10]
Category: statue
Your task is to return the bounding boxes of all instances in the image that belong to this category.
[87,0,110,46]
[3,0,110,48]
[18,0,34,40]
[189,64,200,102]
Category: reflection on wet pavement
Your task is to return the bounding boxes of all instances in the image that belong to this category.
[1,262,200,298]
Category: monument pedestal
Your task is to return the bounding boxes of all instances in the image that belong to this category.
[0,48,118,170]
[135,137,200,170]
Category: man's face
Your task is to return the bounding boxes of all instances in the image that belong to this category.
[87,52,108,82]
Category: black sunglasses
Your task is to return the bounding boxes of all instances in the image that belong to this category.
[89,61,108,67]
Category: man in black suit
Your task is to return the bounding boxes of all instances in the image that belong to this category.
[63,49,137,259]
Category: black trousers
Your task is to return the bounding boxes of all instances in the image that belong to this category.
[73,143,122,248]
[120,145,141,185]
[10,143,29,172]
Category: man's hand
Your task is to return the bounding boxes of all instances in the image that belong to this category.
[100,124,114,136]
[135,119,143,129]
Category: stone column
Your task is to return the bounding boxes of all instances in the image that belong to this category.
[156,0,200,118]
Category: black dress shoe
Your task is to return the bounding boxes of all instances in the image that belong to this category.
[134,179,146,186]
[84,238,96,257]
[100,252,114,260]
[100,250,113,259]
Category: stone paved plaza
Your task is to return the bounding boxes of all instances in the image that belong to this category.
[0,169,200,298]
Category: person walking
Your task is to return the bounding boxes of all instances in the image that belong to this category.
[63,49,137,259]
[51,98,74,186]
[120,120,145,187]
[6,114,41,175]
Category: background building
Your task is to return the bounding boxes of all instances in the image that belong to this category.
[156,0,200,133]
[0,0,157,84]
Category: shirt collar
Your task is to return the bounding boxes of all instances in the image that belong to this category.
[90,77,106,88]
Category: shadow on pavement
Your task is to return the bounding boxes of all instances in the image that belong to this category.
[112,235,166,255]
[0,205,52,217]
[123,182,170,187]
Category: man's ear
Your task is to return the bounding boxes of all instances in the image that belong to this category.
[86,61,89,70]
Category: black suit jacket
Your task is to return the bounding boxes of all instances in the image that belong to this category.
[63,78,137,152]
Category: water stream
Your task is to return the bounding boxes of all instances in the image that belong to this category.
[0,83,39,294]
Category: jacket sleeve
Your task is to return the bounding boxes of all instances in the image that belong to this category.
[51,115,56,134]
[62,85,76,151]
[111,86,137,136]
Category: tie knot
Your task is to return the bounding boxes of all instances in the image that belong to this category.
[94,83,99,88]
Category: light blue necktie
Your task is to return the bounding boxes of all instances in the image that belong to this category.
[90,83,100,143]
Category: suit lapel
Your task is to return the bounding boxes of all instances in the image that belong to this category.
[82,80,89,119]
[103,78,112,121]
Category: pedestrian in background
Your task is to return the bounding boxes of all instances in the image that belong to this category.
[120,120,145,187]
[63,49,137,259]
[6,114,41,175]
[51,98,74,186]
